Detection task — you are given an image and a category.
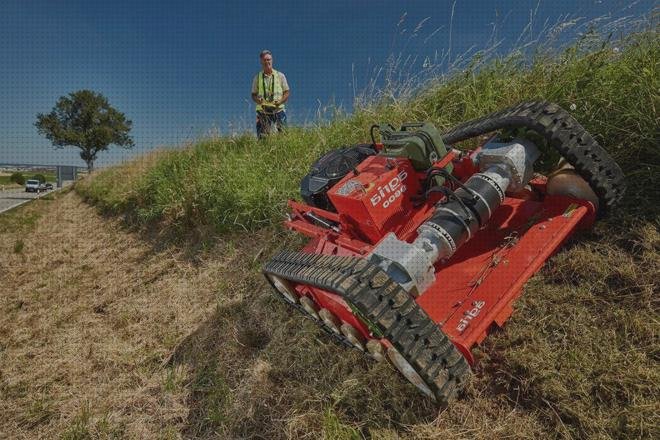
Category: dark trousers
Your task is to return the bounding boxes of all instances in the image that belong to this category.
[256,111,287,139]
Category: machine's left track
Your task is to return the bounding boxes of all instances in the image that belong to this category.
[263,251,471,404]
[265,256,365,354]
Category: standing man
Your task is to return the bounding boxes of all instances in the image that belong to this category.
[251,50,290,138]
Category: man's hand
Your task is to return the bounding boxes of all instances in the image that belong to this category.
[252,93,266,105]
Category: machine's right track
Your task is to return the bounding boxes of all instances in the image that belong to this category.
[441,101,626,212]
[264,251,471,404]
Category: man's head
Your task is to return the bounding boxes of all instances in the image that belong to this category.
[260,50,273,73]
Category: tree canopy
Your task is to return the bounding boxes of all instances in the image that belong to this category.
[9,172,25,185]
[35,90,134,172]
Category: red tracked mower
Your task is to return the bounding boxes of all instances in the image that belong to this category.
[263,101,625,403]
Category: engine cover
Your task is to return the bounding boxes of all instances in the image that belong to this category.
[327,156,420,243]
[300,144,377,211]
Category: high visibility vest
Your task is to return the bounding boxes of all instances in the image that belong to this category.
[256,69,284,112]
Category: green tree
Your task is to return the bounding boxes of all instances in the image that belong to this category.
[9,172,25,185]
[35,90,134,172]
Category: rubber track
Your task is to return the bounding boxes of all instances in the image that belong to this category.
[441,101,625,212]
[266,255,364,354]
[263,251,471,404]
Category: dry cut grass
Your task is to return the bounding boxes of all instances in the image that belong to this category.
[1,190,658,439]
[0,191,219,438]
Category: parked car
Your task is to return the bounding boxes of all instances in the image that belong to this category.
[42,182,53,191]
[25,179,41,193]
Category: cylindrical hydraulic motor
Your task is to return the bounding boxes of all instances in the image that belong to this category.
[416,164,511,262]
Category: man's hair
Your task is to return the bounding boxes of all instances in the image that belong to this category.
[260,49,272,59]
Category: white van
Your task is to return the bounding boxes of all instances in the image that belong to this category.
[25,179,41,193]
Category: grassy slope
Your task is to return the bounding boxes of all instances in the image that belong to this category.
[76,32,659,234]
[38,31,659,438]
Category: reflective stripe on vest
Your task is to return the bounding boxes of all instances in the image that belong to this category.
[256,69,284,112]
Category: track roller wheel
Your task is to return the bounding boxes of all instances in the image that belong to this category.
[267,274,298,304]
[366,340,385,362]
[387,347,432,397]
[340,323,366,350]
[299,296,320,319]
[319,308,341,334]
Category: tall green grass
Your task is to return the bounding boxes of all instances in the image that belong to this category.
[75,30,658,237]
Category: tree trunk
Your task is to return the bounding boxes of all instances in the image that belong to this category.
[80,148,95,174]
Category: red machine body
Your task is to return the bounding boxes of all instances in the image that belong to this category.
[264,102,625,402]
[326,155,421,244]
[285,147,596,365]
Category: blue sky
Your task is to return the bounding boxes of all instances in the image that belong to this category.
[0,0,654,168]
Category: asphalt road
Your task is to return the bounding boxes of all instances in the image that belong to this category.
[0,185,69,215]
